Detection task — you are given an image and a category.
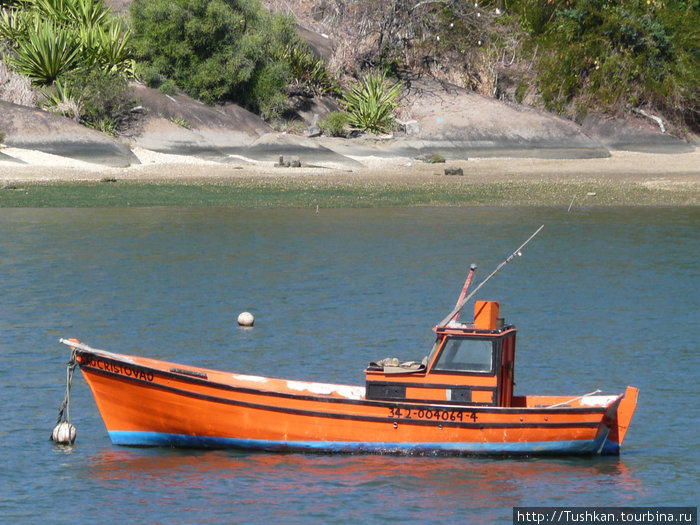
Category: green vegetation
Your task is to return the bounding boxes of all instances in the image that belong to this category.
[0,0,134,83]
[1,0,697,139]
[169,116,192,129]
[286,44,340,96]
[0,0,136,131]
[324,0,698,134]
[128,0,327,119]
[319,111,349,137]
[0,129,5,142]
[0,180,695,207]
[521,0,699,130]
[341,70,403,133]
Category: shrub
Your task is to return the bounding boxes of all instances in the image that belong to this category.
[341,70,403,133]
[62,67,135,132]
[169,116,191,129]
[7,19,81,85]
[531,0,699,131]
[319,111,349,137]
[285,44,340,96]
[129,0,299,114]
[158,79,178,95]
[39,78,82,120]
[0,0,135,85]
[0,129,5,143]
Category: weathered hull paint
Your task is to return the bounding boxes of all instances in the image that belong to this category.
[108,431,609,455]
[74,346,633,456]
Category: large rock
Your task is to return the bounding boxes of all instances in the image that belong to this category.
[121,84,360,166]
[0,100,139,167]
[581,114,694,154]
[123,83,271,162]
[234,132,362,167]
[398,80,610,159]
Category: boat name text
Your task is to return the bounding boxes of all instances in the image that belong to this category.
[388,407,477,422]
[85,357,154,382]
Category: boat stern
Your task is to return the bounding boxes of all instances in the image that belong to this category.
[601,386,639,455]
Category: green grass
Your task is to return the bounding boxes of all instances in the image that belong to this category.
[0,180,696,207]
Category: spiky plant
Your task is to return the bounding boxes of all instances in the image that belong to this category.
[40,78,82,120]
[341,70,403,134]
[9,18,80,84]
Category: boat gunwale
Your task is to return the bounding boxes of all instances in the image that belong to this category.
[76,347,613,418]
[81,364,605,430]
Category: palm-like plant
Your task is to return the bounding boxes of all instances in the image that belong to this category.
[2,0,133,84]
[9,18,80,84]
[40,77,82,120]
[0,8,30,42]
[341,70,403,134]
[93,20,134,76]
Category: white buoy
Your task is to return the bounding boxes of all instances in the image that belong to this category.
[237,311,254,327]
[51,421,76,445]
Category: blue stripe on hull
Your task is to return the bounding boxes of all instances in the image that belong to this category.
[109,431,608,456]
[601,439,621,455]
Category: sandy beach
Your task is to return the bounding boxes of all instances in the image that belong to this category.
[1,144,698,206]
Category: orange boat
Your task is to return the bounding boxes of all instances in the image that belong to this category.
[57,231,638,455]
[60,297,637,455]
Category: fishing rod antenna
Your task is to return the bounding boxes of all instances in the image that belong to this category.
[438,225,544,328]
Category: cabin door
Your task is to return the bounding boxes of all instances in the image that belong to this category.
[498,333,516,407]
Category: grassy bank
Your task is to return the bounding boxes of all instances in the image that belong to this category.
[0,179,697,207]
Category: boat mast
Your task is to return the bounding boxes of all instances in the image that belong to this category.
[449,263,478,323]
[437,225,544,328]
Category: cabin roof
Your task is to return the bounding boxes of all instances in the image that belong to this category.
[434,322,516,337]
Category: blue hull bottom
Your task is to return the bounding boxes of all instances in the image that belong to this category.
[109,431,610,456]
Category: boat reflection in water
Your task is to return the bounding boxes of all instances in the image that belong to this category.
[86,447,644,520]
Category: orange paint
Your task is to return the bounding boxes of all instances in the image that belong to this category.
[63,279,638,455]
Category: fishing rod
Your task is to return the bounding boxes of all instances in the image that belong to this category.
[437,225,544,328]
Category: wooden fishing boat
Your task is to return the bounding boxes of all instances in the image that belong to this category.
[56,230,638,455]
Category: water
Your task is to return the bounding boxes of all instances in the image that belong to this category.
[0,207,697,523]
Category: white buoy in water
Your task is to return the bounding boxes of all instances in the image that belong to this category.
[51,421,76,445]
[237,311,254,327]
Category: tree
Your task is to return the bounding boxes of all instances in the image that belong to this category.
[129,0,299,117]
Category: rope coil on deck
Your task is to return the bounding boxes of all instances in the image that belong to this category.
[51,344,78,445]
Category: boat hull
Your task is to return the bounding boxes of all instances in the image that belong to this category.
[74,346,630,456]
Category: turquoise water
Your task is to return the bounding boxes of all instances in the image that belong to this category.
[0,207,698,523]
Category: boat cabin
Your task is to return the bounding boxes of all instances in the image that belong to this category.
[365,301,516,407]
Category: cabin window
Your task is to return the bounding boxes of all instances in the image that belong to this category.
[433,338,493,373]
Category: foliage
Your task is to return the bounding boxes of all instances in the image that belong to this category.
[285,44,339,95]
[39,77,82,120]
[7,18,80,84]
[61,67,135,133]
[319,111,349,137]
[129,0,301,116]
[341,70,403,133]
[0,0,135,86]
[0,129,4,143]
[509,0,700,131]
[169,116,191,129]
[158,79,178,95]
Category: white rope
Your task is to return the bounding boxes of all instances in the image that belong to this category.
[547,389,602,408]
[54,347,77,426]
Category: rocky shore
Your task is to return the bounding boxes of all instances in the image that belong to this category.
[0,79,697,206]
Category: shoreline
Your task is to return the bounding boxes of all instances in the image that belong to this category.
[0,146,698,207]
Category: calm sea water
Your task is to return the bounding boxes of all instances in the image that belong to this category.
[0,206,697,523]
